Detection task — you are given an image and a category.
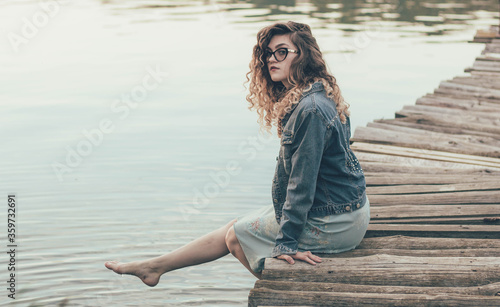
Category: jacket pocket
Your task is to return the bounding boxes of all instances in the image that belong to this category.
[280,130,294,175]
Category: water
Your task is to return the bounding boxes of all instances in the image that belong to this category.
[0,0,498,306]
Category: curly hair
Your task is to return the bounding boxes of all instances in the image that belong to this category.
[244,21,350,137]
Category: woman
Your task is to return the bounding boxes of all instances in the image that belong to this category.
[105,21,369,284]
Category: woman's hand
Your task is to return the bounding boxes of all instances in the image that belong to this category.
[276,251,322,265]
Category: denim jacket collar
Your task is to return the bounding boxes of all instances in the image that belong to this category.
[281,81,325,129]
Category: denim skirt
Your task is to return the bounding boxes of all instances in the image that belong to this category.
[233,197,370,273]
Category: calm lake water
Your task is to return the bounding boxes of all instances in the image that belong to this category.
[0,0,498,306]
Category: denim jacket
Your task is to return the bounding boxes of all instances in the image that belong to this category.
[271,81,367,257]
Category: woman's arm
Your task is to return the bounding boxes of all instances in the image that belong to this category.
[272,108,328,258]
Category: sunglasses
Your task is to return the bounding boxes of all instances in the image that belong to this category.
[264,48,300,62]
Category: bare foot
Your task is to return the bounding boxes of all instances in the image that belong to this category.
[104,260,162,287]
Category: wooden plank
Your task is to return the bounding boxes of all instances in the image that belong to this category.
[248,289,500,307]
[370,204,500,219]
[262,254,500,274]
[470,70,500,78]
[351,141,500,165]
[419,92,500,106]
[378,111,500,135]
[263,254,500,271]
[317,247,500,257]
[434,84,500,99]
[354,135,500,168]
[353,140,500,167]
[357,152,488,171]
[396,106,500,127]
[449,76,500,90]
[415,97,500,113]
[370,217,499,225]
[476,55,500,62]
[357,235,500,249]
[474,28,500,40]
[402,104,500,121]
[365,224,500,238]
[439,80,500,96]
[372,118,500,139]
[483,45,500,53]
[352,127,500,158]
[424,91,500,105]
[472,61,500,72]
[365,173,498,185]
[365,122,498,142]
[361,161,500,175]
[253,280,500,296]
[367,182,500,195]
[261,255,500,286]
[368,190,500,206]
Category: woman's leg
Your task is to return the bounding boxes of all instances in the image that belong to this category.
[105,218,236,286]
[225,225,262,279]
[105,218,260,286]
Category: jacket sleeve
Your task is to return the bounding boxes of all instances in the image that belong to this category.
[271,109,327,257]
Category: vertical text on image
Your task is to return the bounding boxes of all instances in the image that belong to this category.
[6,194,17,300]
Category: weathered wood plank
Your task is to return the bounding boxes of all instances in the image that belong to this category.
[449,76,500,90]
[317,247,500,257]
[353,126,500,157]
[253,280,500,296]
[372,117,500,139]
[370,204,500,219]
[361,161,500,175]
[366,224,500,238]
[365,122,500,149]
[401,105,500,122]
[261,255,500,286]
[367,182,500,195]
[396,107,500,127]
[263,255,500,272]
[425,87,500,105]
[357,235,500,249]
[439,80,500,96]
[420,91,500,105]
[390,110,500,136]
[470,70,500,78]
[352,142,500,166]
[365,173,497,185]
[367,190,500,206]
[434,85,500,100]
[370,217,499,225]
[471,60,500,72]
[357,152,488,172]
[475,55,500,62]
[416,96,500,113]
[248,289,500,307]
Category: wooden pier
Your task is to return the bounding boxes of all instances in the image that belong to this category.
[248,26,500,306]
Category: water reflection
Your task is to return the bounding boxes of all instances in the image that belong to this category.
[99,0,499,35]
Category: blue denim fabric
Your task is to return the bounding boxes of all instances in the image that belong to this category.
[271,81,367,257]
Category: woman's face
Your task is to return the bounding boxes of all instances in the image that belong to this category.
[265,34,299,90]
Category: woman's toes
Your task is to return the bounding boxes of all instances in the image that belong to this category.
[104,261,122,273]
